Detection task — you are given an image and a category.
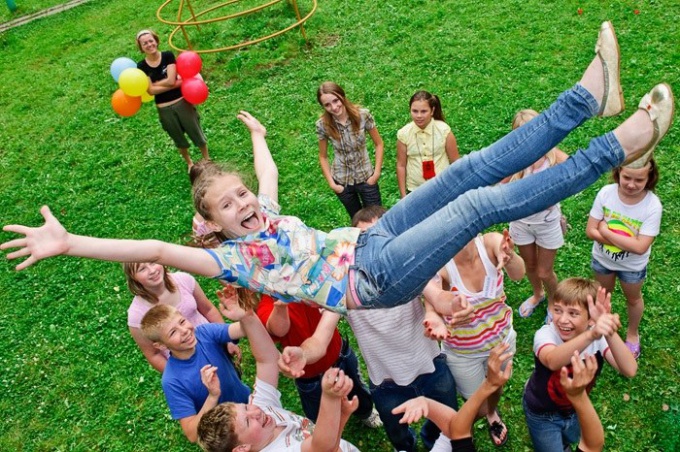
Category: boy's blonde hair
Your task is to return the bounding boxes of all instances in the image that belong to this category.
[123,262,176,303]
[140,304,179,342]
[508,109,559,182]
[197,403,239,452]
[552,277,600,315]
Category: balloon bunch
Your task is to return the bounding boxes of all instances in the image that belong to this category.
[109,57,152,117]
[176,51,209,105]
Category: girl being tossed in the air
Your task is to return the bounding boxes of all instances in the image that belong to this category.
[2,22,674,318]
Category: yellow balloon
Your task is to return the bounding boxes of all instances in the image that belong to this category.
[141,91,154,103]
[118,68,149,97]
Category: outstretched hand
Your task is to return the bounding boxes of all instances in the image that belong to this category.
[278,346,306,378]
[495,229,516,271]
[587,287,612,322]
[486,342,514,389]
[216,286,248,321]
[236,111,267,136]
[392,396,429,424]
[2,206,70,271]
[200,364,221,397]
[560,352,597,398]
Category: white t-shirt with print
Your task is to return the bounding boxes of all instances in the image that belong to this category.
[590,184,662,272]
[252,379,360,452]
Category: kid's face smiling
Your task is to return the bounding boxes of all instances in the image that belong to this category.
[204,174,263,239]
[550,300,590,341]
[232,403,276,449]
[159,313,197,353]
[133,262,164,288]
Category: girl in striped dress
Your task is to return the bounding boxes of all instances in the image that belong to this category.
[432,231,525,446]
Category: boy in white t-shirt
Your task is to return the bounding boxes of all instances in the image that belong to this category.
[522,277,637,452]
[197,292,359,452]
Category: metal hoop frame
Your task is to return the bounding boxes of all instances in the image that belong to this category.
[156,0,318,54]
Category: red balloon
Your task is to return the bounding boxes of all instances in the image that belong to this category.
[111,89,142,117]
[182,77,209,105]
[176,51,202,79]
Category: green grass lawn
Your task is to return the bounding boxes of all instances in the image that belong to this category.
[1,0,679,450]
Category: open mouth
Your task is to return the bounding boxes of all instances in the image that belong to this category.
[241,212,259,230]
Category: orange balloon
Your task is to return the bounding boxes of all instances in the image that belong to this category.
[111,89,142,117]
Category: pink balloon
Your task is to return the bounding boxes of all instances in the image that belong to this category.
[176,51,202,79]
[181,77,209,105]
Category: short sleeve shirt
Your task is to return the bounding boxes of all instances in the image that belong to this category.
[316,108,376,185]
[137,51,182,105]
[397,119,452,192]
[523,323,608,414]
[205,195,360,315]
[162,324,250,419]
[251,378,360,452]
[590,184,662,271]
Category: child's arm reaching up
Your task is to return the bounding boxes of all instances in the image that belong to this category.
[392,343,513,440]
[302,368,354,452]
[218,287,280,387]
[2,206,220,276]
[561,352,605,452]
[237,111,279,205]
[586,289,637,377]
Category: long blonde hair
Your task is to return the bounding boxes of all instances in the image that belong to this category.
[508,109,559,182]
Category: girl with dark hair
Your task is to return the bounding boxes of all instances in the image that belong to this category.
[396,91,460,197]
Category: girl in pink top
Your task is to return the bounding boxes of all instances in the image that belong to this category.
[124,262,226,372]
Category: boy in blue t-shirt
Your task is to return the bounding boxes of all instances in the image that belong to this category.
[141,303,249,443]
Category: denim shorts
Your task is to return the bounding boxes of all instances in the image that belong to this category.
[591,258,647,284]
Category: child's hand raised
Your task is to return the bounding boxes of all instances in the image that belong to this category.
[216,286,248,321]
[494,229,516,270]
[486,342,513,389]
[278,346,307,378]
[341,394,359,418]
[560,352,597,398]
[587,287,612,322]
[236,111,267,136]
[591,312,620,339]
[200,364,222,398]
[392,396,429,424]
[321,368,353,398]
[2,206,70,271]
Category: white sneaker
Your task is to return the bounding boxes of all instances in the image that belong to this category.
[361,408,383,428]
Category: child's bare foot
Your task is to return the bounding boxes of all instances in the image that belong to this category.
[580,21,624,117]
[487,410,508,447]
[615,83,674,168]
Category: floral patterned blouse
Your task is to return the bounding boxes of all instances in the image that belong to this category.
[205,195,360,314]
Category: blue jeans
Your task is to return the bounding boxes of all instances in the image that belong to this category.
[369,354,458,452]
[295,339,373,422]
[523,397,580,452]
[335,180,382,220]
[591,257,647,284]
[351,84,625,308]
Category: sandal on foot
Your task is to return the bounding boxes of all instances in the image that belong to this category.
[488,413,508,447]
[595,21,624,117]
[623,83,675,168]
[625,340,641,360]
[518,295,545,318]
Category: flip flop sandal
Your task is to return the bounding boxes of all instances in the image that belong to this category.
[625,340,641,360]
[488,414,508,447]
[517,295,546,318]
